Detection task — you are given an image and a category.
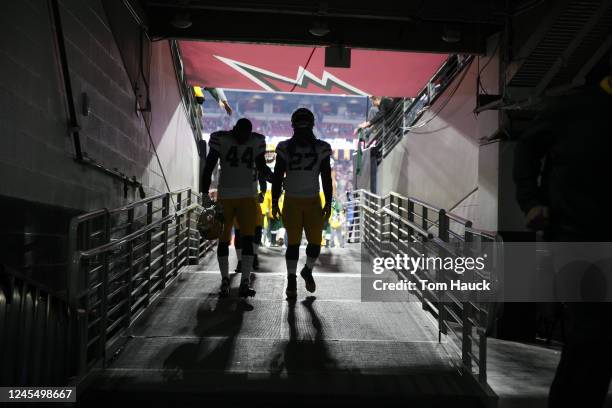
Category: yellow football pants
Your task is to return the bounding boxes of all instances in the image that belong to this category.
[282,196,324,246]
[219,197,259,242]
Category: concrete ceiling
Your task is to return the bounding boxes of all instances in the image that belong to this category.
[137,0,512,54]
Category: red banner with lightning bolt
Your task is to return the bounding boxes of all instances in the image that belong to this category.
[179,41,447,97]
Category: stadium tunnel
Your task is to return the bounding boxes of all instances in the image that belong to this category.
[1,0,611,407]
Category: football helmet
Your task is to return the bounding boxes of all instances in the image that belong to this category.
[197,198,224,240]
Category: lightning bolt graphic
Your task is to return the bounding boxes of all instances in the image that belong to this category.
[214,55,369,96]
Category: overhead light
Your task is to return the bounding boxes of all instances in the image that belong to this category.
[309,19,330,37]
[171,11,192,29]
[441,25,461,43]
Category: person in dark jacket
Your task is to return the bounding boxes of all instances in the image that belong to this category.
[513,53,612,408]
[353,96,401,135]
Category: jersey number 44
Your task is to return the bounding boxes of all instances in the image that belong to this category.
[226,146,253,168]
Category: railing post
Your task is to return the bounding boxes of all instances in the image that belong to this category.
[464,224,486,382]
[464,220,474,242]
[437,266,448,338]
[186,189,195,265]
[382,117,387,156]
[407,199,415,240]
[174,192,182,281]
[438,209,449,242]
[161,194,170,289]
[145,201,153,304]
[126,208,134,329]
[395,196,401,243]
[76,308,87,377]
[479,321,487,383]
[368,194,373,248]
[352,192,357,244]
[422,206,429,231]
[378,196,384,253]
[389,195,396,245]
[99,213,110,367]
[396,196,404,242]
[402,98,407,134]
[67,219,82,308]
[462,301,473,374]
[356,191,362,243]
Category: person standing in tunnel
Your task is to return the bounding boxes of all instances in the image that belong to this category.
[513,52,612,408]
[201,118,272,298]
[272,108,333,300]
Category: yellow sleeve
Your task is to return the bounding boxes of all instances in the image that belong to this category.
[260,193,268,214]
[264,191,272,215]
[319,191,326,208]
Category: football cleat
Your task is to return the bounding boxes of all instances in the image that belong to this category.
[239,280,256,298]
[285,274,297,300]
[300,266,316,293]
[219,277,230,298]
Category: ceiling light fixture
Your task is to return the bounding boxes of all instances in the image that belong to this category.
[309,19,330,37]
[441,25,461,43]
[171,11,192,29]
[309,2,330,37]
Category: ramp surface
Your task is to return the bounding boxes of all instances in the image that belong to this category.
[81,245,484,407]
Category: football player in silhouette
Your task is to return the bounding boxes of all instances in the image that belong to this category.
[272,108,333,300]
[202,118,272,298]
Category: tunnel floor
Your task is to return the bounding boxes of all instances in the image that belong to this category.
[80,245,485,407]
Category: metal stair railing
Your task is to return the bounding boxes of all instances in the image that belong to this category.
[0,265,76,386]
[351,189,502,386]
[0,187,213,387]
[362,54,472,159]
[66,188,211,379]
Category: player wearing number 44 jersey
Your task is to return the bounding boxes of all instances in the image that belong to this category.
[272,108,333,300]
[201,118,272,298]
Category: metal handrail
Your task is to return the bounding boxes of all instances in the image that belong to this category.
[0,265,76,386]
[397,194,442,212]
[362,55,473,158]
[79,203,199,259]
[107,191,169,214]
[64,187,212,383]
[0,264,68,302]
[381,207,433,239]
[360,201,432,238]
[352,188,500,385]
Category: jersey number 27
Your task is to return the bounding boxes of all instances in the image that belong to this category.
[288,152,317,171]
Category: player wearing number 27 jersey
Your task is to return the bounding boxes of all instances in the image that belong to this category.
[201,118,272,298]
[272,108,333,300]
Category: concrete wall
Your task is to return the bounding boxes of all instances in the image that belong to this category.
[0,0,199,213]
[376,42,500,229]
[354,146,377,193]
